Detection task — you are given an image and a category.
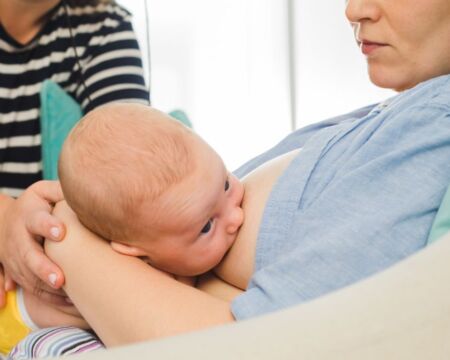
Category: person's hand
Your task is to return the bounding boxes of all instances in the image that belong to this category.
[0,181,68,305]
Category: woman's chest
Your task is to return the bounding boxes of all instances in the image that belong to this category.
[212,149,301,291]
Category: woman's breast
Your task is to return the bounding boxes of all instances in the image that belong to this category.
[212,149,301,291]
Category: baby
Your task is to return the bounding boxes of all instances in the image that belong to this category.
[0,103,244,355]
[59,103,245,277]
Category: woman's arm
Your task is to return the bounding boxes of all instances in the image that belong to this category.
[45,201,234,347]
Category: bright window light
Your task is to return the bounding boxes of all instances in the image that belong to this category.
[116,0,394,169]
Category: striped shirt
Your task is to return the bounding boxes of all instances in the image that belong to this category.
[0,2,150,197]
[7,326,103,359]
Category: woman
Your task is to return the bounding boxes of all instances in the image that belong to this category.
[4,0,450,355]
[0,0,149,304]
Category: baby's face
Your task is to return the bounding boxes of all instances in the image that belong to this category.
[131,143,245,276]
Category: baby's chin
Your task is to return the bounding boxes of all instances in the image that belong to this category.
[184,247,233,276]
[205,236,237,270]
[188,256,227,276]
[164,237,239,277]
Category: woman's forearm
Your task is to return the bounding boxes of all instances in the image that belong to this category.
[45,202,234,347]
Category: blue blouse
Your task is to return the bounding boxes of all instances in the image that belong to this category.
[232,74,450,319]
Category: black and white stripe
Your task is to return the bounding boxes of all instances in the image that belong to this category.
[7,326,103,358]
[0,2,150,197]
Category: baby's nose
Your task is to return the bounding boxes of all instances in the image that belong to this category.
[226,205,244,234]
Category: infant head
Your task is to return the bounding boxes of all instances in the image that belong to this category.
[59,103,244,276]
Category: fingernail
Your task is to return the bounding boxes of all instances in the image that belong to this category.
[48,273,57,286]
[50,227,60,239]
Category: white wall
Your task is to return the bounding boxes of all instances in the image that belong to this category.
[117,0,394,169]
[119,0,291,170]
[293,0,393,126]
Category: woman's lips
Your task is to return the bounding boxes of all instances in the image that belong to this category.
[360,40,387,56]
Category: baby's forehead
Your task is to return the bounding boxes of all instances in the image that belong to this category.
[142,164,225,223]
[133,205,198,247]
[173,163,227,214]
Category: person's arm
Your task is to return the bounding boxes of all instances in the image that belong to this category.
[45,201,234,347]
[72,4,150,112]
[0,181,67,306]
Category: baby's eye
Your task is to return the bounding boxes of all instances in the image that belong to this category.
[224,178,230,191]
[200,219,213,234]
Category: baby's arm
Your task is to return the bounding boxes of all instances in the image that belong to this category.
[23,288,89,330]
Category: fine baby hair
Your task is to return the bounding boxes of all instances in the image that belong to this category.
[58,103,198,243]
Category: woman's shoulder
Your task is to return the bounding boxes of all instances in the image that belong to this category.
[33,2,134,49]
[65,1,132,18]
[48,1,133,32]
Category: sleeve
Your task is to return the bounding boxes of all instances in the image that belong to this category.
[232,97,450,319]
[75,7,150,112]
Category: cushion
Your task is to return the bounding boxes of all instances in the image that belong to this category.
[427,186,450,245]
[168,109,192,128]
[39,81,192,180]
[40,80,83,180]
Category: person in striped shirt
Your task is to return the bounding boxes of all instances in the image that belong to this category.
[0,0,149,308]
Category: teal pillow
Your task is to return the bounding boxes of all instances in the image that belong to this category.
[427,186,450,245]
[40,80,83,180]
[39,81,192,180]
[168,109,193,128]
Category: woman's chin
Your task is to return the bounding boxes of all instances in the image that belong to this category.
[367,66,429,92]
[369,72,406,92]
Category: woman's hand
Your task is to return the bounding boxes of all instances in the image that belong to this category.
[0,181,68,306]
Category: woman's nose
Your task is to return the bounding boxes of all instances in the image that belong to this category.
[345,0,381,25]
[226,205,244,234]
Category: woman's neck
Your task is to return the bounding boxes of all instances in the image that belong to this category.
[0,0,61,45]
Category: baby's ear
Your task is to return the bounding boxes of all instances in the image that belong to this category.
[110,241,146,257]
